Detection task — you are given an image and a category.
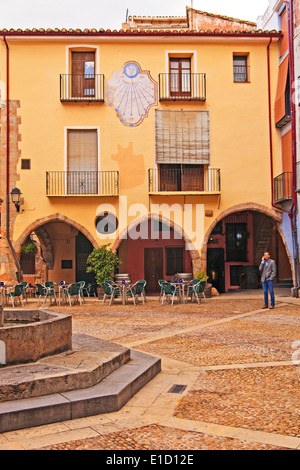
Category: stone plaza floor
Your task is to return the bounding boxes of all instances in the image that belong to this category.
[0,287,299,450]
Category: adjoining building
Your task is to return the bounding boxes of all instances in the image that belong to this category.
[258,0,299,294]
[0,6,293,293]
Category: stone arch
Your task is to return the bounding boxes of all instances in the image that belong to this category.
[201,202,293,279]
[112,212,201,273]
[15,213,99,257]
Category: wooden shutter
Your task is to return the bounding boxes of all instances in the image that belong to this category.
[275,55,289,125]
[155,110,210,164]
[67,129,98,194]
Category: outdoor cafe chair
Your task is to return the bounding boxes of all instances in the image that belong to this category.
[127,280,147,305]
[5,283,24,308]
[36,283,57,307]
[20,281,29,303]
[64,282,83,306]
[158,280,165,301]
[87,282,97,297]
[186,280,207,304]
[102,281,120,306]
[77,281,86,303]
[161,281,180,305]
[45,281,56,288]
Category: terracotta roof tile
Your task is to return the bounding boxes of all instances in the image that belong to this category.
[0,27,281,36]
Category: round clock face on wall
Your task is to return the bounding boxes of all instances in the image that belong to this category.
[123,63,139,79]
[105,61,158,127]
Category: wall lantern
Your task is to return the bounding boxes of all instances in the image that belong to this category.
[10,187,22,212]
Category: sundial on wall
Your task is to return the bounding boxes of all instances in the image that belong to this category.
[105,61,158,127]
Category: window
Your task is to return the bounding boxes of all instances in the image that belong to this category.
[67,129,98,194]
[226,223,248,262]
[166,247,184,275]
[21,159,31,170]
[233,55,249,83]
[275,56,291,127]
[169,58,191,98]
[159,164,204,191]
[61,260,73,269]
[71,51,95,98]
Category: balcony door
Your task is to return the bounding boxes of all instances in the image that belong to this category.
[169,58,191,98]
[67,129,98,194]
[71,51,95,98]
[159,164,204,191]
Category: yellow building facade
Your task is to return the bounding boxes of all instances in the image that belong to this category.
[0,9,291,293]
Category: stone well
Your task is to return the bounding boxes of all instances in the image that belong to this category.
[0,309,72,366]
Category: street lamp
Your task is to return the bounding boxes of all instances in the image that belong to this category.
[10,187,22,212]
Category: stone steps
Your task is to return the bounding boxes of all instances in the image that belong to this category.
[0,336,161,433]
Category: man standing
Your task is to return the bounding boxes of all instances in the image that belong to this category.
[259,252,276,309]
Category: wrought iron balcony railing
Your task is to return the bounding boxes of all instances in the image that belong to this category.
[148,168,220,193]
[274,172,293,203]
[159,73,206,101]
[60,74,105,101]
[46,171,119,196]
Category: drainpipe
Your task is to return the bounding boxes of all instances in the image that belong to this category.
[3,35,21,282]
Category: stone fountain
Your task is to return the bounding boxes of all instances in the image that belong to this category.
[0,306,161,433]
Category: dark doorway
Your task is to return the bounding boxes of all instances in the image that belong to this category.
[207,248,225,293]
[75,232,95,284]
[144,248,163,293]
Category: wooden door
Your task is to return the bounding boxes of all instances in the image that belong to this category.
[144,248,163,293]
[71,51,95,98]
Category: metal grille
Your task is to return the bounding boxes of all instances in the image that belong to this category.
[148,167,220,193]
[168,384,187,394]
[159,73,206,101]
[274,172,293,203]
[60,74,105,101]
[46,171,119,196]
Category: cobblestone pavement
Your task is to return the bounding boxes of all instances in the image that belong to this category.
[0,292,300,451]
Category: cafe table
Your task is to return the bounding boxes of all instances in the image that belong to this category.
[114,280,132,305]
[56,282,69,306]
[176,279,191,303]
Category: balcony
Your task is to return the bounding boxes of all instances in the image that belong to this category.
[60,74,105,101]
[274,172,292,203]
[46,171,119,196]
[148,168,220,194]
[159,73,206,101]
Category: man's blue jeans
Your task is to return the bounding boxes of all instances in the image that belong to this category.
[262,279,275,306]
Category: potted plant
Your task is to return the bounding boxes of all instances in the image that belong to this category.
[86,244,120,299]
[195,267,208,282]
[21,241,37,254]
[195,267,212,298]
